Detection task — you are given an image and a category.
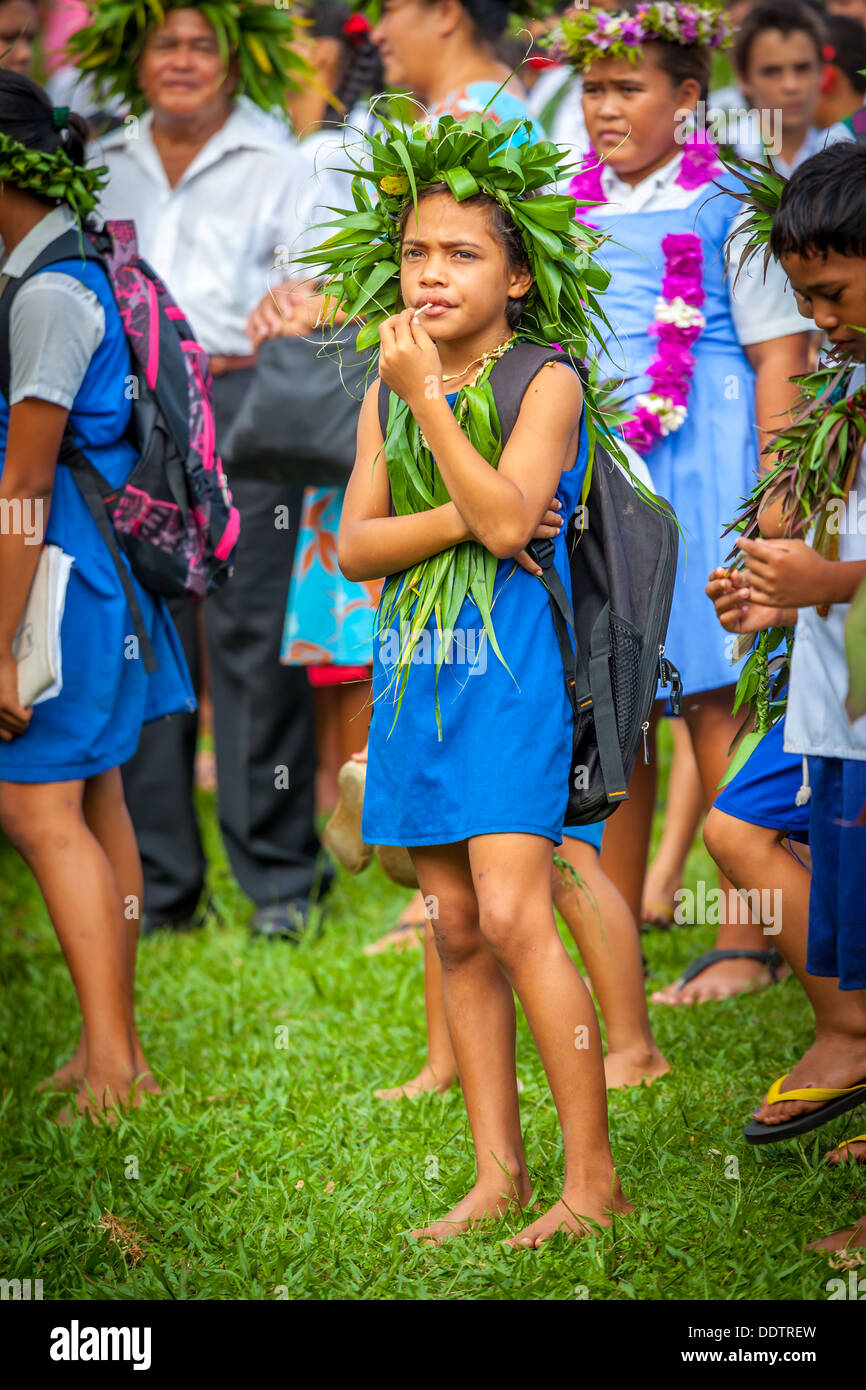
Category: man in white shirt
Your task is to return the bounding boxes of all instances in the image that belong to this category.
[92,6,334,940]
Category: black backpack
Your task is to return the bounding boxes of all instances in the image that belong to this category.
[378,342,682,825]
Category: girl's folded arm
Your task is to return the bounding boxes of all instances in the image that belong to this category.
[411,363,582,558]
[338,382,472,583]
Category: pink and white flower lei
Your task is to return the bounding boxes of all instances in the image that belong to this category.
[569,136,721,456]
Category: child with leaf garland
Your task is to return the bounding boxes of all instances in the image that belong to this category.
[550,2,814,1005]
[306,109,634,1247]
[707,146,866,1244]
[0,73,194,1119]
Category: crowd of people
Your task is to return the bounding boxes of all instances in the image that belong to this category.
[1,0,865,1255]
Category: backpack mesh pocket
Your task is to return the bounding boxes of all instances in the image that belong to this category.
[609,615,642,755]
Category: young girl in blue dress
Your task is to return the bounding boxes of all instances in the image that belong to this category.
[553,2,813,1004]
[0,74,193,1120]
[335,125,632,1239]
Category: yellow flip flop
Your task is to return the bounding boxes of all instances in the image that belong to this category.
[827,1134,866,1163]
[744,1073,866,1145]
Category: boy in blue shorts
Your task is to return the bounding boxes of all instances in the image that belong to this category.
[711,140,866,1249]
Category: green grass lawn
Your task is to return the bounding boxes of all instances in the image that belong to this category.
[1,727,863,1302]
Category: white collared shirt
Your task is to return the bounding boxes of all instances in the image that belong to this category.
[734,121,852,177]
[93,102,329,355]
[595,152,811,346]
[785,427,866,761]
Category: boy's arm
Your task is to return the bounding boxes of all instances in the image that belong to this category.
[737,536,866,609]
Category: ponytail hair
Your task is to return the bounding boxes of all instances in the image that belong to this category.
[0,70,89,174]
[303,2,384,127]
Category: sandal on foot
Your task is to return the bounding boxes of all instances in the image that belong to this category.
[322,761,373,874]
[671,947,784,996]
[827,1134,866,1163]
[375,843,418,890]
[363,920,425,955]
[744,1076,866,1145]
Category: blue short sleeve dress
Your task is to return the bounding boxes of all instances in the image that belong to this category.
[361,375,590,849]
[0,240,194,785]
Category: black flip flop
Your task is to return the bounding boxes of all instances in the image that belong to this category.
[673,947,785,994]
[744,1073,866,1145]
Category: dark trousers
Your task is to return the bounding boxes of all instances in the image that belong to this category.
[121,373,323,916]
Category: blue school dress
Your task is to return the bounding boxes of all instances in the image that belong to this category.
[362,383,588,848]
[0,255,194,784]
[589,174,767,697]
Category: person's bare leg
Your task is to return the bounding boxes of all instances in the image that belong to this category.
[313,685,341,816]
[642,718,704,926]
[82,769,160,1095]
[461,834,631,1249]
[406,841,531,1244]
[652,686,788,1004]
[374,918,458,1100]
[554,839,669,1088]
[703,808,866,1121]
[0,777,141,1119]
[600,705,662,923]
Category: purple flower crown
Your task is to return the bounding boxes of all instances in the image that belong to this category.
[548,2,732,70]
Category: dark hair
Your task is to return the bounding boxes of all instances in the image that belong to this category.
[304,2,384,124]
[823,13,866,96]
[0,69,89,192]
[768,142,866,260]
[399,183,532,328]
[419,0,519,45]
[734,0,826,75]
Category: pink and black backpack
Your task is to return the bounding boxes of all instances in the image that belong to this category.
[0,219,240,673]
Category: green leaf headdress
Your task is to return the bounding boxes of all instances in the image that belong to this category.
[295,107,629,737]
[67,0,312,117]
[0,129,107,224]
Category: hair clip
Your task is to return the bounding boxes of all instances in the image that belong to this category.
[343,14,371,39]
[822,44,836,62]
[51,106,70,131]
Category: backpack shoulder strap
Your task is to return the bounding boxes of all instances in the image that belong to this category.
[488,343,568,445]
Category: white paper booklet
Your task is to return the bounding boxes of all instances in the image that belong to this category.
[12,544,74,707]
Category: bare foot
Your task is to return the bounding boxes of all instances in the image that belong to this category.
[374,1062,456,1100]
[641,859,679,927]
[750,1033,866,1126]
[825,1138,866,1166]
[806,1215,866,1252]
[364,893,427,956]
[604,1047,670,1089]
[651,956,788,1006]
[55,1070,158,1125]
[37,1052,86,1093]
[410,1168,533,1246]
[509,1172,633,1249]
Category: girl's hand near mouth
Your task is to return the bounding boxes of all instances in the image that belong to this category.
[379,307,443,411]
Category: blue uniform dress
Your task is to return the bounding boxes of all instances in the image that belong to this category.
[0,257,194,784]
[590,176,761,697]
[362,384,588,848]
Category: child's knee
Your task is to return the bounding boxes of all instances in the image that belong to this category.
[431,904,480,967]
[0,790,38,860]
